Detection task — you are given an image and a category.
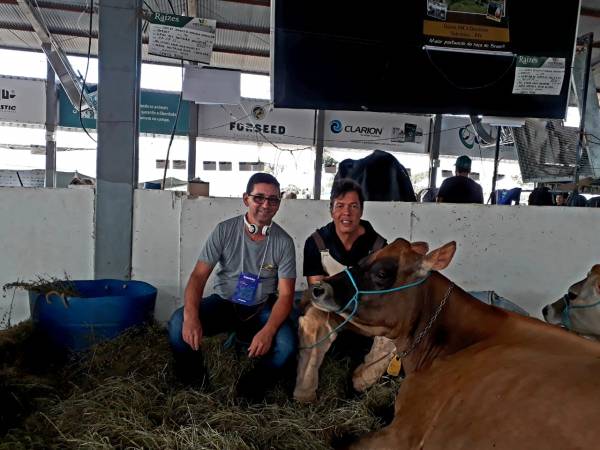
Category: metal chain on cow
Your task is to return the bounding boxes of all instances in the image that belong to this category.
[300,269,431,350]
[334,282,454,374]
[397,283,454,359]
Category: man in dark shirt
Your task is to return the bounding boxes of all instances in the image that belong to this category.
[303,212,384,279]
[437,155,484,204]
[294,179,390,402]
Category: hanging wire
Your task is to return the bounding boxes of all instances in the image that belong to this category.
[424,50,517,91]
[160,0,183,189]
[78,0,96,143]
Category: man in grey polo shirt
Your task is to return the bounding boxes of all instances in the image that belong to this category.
[168,173,296,398]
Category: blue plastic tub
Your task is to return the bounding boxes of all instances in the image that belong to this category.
[28,279,157,351]
[144,182,161,190]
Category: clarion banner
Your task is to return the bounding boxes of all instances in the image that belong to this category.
[198,101,432,153]
[323,111,431,153]
[0,76,46,124]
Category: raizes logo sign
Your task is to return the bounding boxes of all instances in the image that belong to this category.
[0,88,16,112]
[329,119,382,137]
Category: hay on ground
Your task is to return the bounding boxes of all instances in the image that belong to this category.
[0,321,401,449]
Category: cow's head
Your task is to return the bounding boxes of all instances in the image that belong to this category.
[542,265,600,337]
[311,238,456,338]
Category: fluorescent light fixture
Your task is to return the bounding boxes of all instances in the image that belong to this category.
[481,116,526,127]
[16,0,94,112]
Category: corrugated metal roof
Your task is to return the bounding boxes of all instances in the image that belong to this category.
[0,0,270,74]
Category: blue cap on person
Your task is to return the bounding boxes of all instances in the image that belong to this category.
[455,155,472,172]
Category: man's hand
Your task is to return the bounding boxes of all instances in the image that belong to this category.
[182,316,203,350]
[248,326,275,357]
[181,261,213,351]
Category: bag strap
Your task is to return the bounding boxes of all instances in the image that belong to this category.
[311,230,327,252]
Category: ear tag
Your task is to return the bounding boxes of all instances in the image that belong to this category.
[387,355,402,377]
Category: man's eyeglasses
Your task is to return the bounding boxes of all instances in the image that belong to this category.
[248,194,281,206]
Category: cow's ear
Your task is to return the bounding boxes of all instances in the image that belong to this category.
[569,279,584,297]
[410,242,429,255]
[421,241,456,272]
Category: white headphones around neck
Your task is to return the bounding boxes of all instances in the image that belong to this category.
[244,214,271,236]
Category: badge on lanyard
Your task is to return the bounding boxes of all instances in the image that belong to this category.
[231,272,261,305]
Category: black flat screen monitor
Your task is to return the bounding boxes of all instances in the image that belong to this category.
[273,1,581,119]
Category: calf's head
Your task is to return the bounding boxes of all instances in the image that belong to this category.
[311,238,456,337]
[543,265,600,336]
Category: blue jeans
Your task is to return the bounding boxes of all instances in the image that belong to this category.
[168,294,297,369]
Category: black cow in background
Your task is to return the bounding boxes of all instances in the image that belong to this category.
[334,150,416,202]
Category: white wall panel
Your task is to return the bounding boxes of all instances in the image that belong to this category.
[0,188,94,326]
[2,189,599,328]
[362,201,413,242]
[132,190,182,322]
[179,197,246,303]
[411,203,600,317]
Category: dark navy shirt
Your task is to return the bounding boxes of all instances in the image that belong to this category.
[303,220,385,277]
[438,176,484,204]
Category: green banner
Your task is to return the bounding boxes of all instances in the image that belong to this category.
[149,12,193,28]
[58,86,189,135]
[516,56,545,68]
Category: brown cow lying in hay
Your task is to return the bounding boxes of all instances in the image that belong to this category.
[311,238,600,450]
[295,282,529,404]
[543,264,600,339]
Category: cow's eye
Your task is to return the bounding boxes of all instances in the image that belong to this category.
[376,270,388,279]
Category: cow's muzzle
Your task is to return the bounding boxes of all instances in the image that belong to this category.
[310,282,339,312]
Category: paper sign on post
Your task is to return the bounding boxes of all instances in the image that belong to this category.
[148,12,216,64]
[512,56,566,96]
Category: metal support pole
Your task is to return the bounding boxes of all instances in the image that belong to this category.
[313,109,325,200]
[187,0,198,181]
[188,103,198,180]
[574,32,594,188]
[95,0,142,279]
[43,42,57,188]
[491,126,501,203]
[428,114,442,189]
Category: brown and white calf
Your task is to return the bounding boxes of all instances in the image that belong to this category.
[294,294,395,403]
